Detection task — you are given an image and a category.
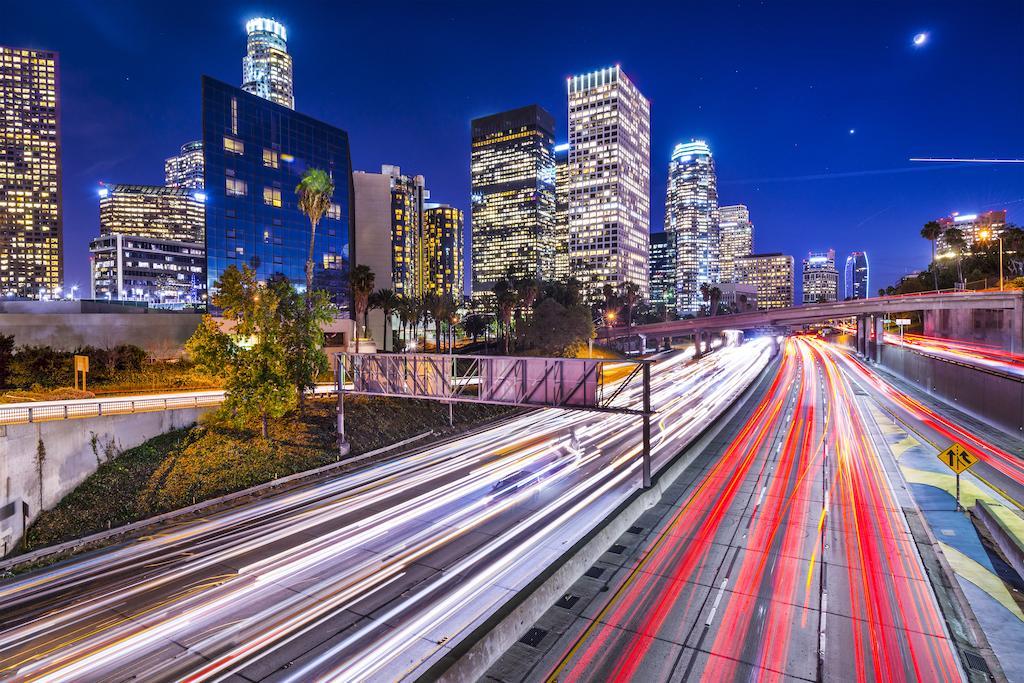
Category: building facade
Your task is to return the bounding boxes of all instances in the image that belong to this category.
[99,184,205,243]
[0,46,62,298]
[553,142,570,282]
[717,282,757,313]
[422,204,464,300]
[470,105,556,308]
[665,140,718,314]
[936,210,1007,255]
[719,204,752,283]
[735,253,794,310]
[802,249,839,304]
[90,234,205,305]
[241,17,294,110]
[649,231,675,313]
[568,66,651,301]
[844,251,869,299]
[201,76,352,310]
[165,140,205,189]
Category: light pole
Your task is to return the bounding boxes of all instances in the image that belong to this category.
[979,229,1004,291]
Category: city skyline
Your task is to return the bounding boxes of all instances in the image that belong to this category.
[2,2,1022,303]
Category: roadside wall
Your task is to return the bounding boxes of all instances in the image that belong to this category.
[0,313,203,358]
[0,406,211,554]
[924,306,1024,353]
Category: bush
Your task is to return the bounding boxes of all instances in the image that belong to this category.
[7,345,73,389]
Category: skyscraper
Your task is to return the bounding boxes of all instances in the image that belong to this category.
[665,140,718,315]
[0,46,62,298]
[241,17,294,110]
[735,253,794,310]
[844,251,870,299]
[935,209,1007,255]
[719,204,752,283]
[201,76,352,309]
[802,249,839,304]
[649,231,675,313]
[422,204,464,300]
[165,140,205,189]
[568,66,650,301]
[98,184,205,243]
[553,142,571,282]
[470,105,556,308]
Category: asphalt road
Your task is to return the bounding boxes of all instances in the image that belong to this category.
[490,336,965,682]
[0,341,773,682]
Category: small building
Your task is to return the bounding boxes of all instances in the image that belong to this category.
[89,234,206,307]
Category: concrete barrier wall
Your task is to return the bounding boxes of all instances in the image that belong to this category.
[878,343,1024,433]
[0,313,203,358]
[0,406,211,553]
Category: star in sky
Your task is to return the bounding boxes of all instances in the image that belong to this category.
[913,32,929,47]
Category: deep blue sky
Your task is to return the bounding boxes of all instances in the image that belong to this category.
[5,1,1023,298]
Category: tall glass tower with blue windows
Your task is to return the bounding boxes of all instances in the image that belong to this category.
[201,76,353,312]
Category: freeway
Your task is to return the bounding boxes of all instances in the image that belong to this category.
[887,331,1024,378]
[0,340,772,682]
[504,336,964,682]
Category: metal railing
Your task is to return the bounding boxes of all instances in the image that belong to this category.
[0,393,226,426]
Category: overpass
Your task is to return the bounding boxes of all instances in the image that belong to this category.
[601,290,1024,354]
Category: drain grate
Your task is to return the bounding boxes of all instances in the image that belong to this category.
[584,566,604,579]
[963,651,991,675]
[609,544,627,554]
[556,593,580,609]
[519,627,548,647]
[627,525,644,534]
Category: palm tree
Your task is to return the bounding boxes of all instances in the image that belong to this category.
[397,295,418,350]
[295,168,335,304]
[462,314,488,345]
[371,288,399,351]
[349,265,375,353]
[944,227,966,287]
[620,281,640,352]
[709,286,722,316]
[699,282,712,315]
[494,278,517,354]
[920,220,943,291]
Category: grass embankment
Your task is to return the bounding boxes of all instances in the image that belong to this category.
[23,397,511,551]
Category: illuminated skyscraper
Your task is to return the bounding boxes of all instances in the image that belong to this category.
[165,140,205,189]
[844,251,869,299]
[470,105,556,308]
[719,204,752,283]
[649,231,675,312]
[735,253,794,310]
[0,46,62,298]
[935,209,1007,255]
[423,203,464,300]
[553,142,571,281]
[665,140,718,315]
[241,17,294,110]
[568,66,650,301]
[802,249,838,304]
[98,184,205,243]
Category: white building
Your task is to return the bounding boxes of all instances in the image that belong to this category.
[802,249,839,304]
[164,140,204,189]
[719,204,752,283]
[567,66,650,301]
[665,140,718,315]
[241,17,294,110]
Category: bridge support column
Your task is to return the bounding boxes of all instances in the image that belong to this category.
[663,336,671,351]
[873,315,884,364]
[856,315,868,357]
[694,330,703,359]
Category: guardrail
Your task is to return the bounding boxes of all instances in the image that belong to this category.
[0,394,226,426]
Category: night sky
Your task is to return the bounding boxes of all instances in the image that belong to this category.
[4,1,1023,299]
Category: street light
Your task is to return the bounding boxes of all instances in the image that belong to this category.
[978,229,1004,291]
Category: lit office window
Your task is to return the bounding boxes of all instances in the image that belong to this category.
[223,136,245,155]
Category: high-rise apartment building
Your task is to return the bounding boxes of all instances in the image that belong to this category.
[241,17,294,110]
[98,184,205,243]
[935,209,1007,255]
[201,76,352,309]
[423,204,464,300]
[165,140,205,189]
[568,66,650,301]
[844,251,869,299]
[719,204,752,283]
[470,105,556,308]
[735,253,794,310]
[0,46,62,298]
[553,142,571,281]
[802,249,839,304]
[665,140,718,315]
[649,231,675,313]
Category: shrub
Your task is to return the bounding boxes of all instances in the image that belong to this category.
[8,345,72,389]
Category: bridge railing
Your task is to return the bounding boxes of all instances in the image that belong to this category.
[0,393,226,426]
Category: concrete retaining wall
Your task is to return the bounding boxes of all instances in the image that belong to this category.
[0,406,211,554]
[0,313,203,358]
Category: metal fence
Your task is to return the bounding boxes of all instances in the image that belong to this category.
[0,393,225,426]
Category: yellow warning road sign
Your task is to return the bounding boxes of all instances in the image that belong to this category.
[937,443,978,474]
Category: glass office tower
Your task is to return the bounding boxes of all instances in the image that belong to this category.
[241,18,294,110]
[844,251,869,299]
[802,249,839,304]
[553,142,570,282]
[649,231,675,312]
[201,76,352,311]
[165,140,205,189]
[665,140,718,315]
[719,204,752,283]
[422,203,464,300]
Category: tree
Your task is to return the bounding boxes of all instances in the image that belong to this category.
[187,265,315,438]
[522,298,595,356]
[920,220,943,291]
[710,286,722,316]
[370,288,399,352]
[397,295,418,350]
[295,169,335,303]
[0,333,14,388]
[620,281,640,351]
[267,273,332,407]
[462,315,488,345]
[349,265,375,353]
[944,226,966,286]
[493,278,518,354]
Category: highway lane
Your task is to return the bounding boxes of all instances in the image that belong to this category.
[888,331,1024,378]
[0,340,773,682]
[527,337,963,682]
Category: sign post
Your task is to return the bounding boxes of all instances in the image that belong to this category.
[73,355,89,391]
[936,443,979,510]
[894,318,912,345]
